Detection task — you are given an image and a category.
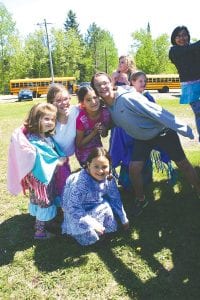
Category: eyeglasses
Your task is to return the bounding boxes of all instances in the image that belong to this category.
[54,97,71,105]
[175,33,188,39]
[94,81,110,90]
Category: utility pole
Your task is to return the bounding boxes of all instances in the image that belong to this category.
[105,48,108,73]
[37,19,54,83]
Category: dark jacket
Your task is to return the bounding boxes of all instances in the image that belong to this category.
[169,40,200,82]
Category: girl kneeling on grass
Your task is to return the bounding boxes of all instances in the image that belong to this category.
[62,147,129,246]
[8,103,67,239]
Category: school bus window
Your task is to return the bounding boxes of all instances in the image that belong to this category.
[10,76,77,96]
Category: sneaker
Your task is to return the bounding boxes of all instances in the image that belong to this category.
[133,197,149,217]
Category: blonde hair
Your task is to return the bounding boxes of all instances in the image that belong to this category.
[119,55,136,74]
[24,103,57,135]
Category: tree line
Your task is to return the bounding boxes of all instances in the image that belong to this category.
[0,3,178,94]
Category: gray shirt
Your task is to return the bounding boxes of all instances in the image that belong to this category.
[108,87,194,140]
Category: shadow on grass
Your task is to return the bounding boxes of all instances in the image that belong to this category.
[0,214,89,270]
[171,94,181,98]
[1,168,200,298]
[0,213,35,266]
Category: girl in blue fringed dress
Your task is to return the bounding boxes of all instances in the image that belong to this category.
[62,147,129,246]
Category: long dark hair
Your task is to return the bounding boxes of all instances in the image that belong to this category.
[171,26,190,45]
[86,147,113,180]
[77,86,95,103]
[86,147,111,165]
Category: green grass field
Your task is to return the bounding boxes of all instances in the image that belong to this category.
[0,97,200,299]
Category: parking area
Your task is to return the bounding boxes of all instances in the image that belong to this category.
[0,94,47,103]
[0,90,181,103]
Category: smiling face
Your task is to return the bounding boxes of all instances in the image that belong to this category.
[175,29,189,46]
[82,90,100,113]
[87,155,110,181]
[53,90,71,116]
[40,112,56,134]
[92,74,114,103]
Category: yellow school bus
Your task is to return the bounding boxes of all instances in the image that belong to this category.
[10,76,78,97]
[146,74,180,93]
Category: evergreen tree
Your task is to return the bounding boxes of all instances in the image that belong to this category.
[64,10,79,34]
[131,24,176,74]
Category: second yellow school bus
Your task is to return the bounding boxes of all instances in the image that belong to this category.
[10,76,78,97]
[146,74,180,93]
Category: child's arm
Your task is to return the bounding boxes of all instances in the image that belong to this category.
[99,108,113,138]
[56,157,68,167]
[76,124,102,148]
[107,178,129,228]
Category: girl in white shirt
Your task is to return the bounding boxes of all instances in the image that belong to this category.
[47,84,80,209]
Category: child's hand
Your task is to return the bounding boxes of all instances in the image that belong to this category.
[100,125,108,137]
[94,222,105,236]
[122,221,130,231]
[57,157,67,166]
[94,122,103,134]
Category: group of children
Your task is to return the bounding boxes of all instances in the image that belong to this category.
[7,77,129,245]
[7,51,200,246]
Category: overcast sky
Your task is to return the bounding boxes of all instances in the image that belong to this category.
[2,0,199,54]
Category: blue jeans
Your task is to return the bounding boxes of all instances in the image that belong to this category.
[190,100,200,142]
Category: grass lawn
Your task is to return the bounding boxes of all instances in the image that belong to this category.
[0,96,200,299]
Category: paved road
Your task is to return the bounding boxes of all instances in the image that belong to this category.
[1,91,199,149]
[0,95,47,103]
[0,95,17,103]
[0,91,181,103]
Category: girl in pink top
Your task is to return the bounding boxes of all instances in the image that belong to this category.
[75,86,111,166]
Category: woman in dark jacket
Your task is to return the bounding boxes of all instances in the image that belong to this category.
[169,25,200,142]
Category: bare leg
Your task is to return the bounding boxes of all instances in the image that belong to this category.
[129,161,145,200]
[175,158,200,194]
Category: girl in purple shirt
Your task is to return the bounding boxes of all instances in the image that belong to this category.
[75,86,111,166]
